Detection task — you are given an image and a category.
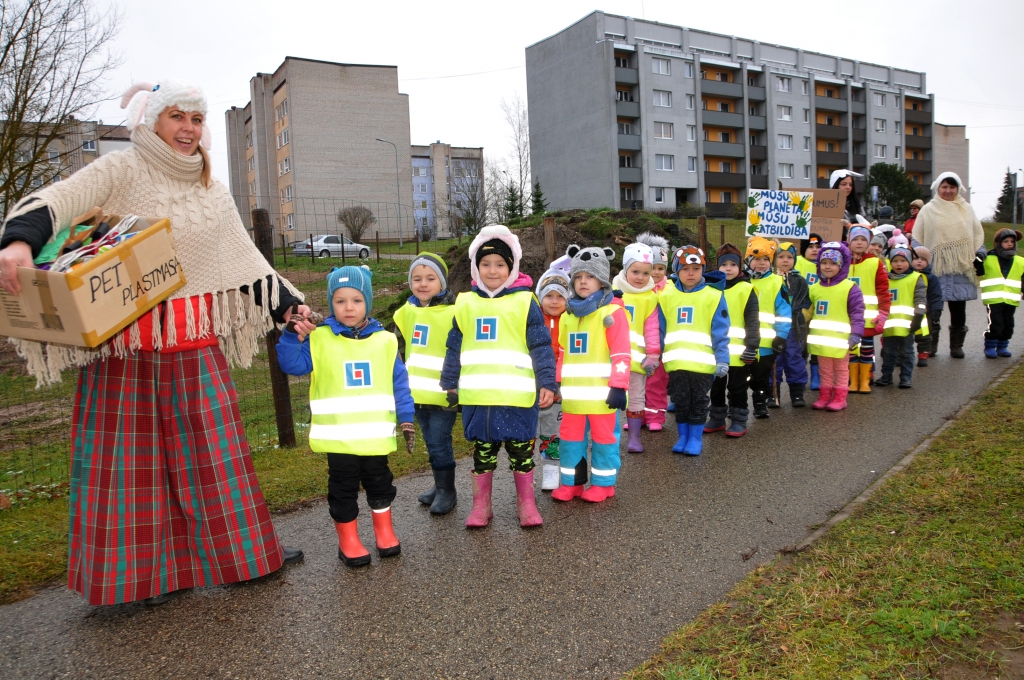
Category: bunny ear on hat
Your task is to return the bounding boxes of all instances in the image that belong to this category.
[120,81,157,130]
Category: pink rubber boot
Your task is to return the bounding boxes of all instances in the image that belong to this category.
[826,387,849,411]
[581,485,616,503]
[812,385,833,410]
[465,471,493,528]
[513,470,543,528]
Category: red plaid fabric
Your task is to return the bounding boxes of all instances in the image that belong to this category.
[68,346,283,605]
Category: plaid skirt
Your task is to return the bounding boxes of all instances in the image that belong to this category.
[68,346,283,605]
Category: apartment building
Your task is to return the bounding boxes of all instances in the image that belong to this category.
[13,119,129,190]
[526,11,954,215]
[932,123,970,197]
[411,142,484,237]
[225,57,412,240]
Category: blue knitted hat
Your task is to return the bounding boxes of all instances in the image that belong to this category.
[327,265,374,314]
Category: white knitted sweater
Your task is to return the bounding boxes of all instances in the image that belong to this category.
[1,126,303,384]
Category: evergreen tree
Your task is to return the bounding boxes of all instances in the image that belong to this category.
[530,180,548,215]
[503,184,523,224]
[865,162,922,218]
[994,169,1023,224]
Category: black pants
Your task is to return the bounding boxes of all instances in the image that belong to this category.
[710,364,751,409]
[948,300,967,328]
[917,309,942,354]
[327,453,396,523]
[985,303,1017,341]
[749,353,776,406]
[668,370,715,425]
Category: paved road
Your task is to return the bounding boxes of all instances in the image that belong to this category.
[1,302,1017,679]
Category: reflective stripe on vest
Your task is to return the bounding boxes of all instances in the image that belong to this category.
[308,328,398,455]
[795,256,820,285]
[621,290,659,373]
[393,302,456,407]
[751,274,783,347]
[723,280,754,367]
[808,279,855,359]
[454,291,537,407]
[559,305,617,415]
[980,254,1024,307]
[883,272,925,337]
[849,258,882,327]
[658,283,722,374]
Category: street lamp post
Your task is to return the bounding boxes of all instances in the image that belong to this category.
[375,138,403,248]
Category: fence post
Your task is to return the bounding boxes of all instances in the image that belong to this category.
[280,233,288,265]
[720,224,725,249]
[415,229,420,256]
[697,215,709,255]
[251,208,297,449]
[376,231,381,263]
[543,216,556,265]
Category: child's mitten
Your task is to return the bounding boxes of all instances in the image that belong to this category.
[770,336,787,354]
[641,356,660,375]
[400,422,416,454]
[741,346,757,364]
[714,362,729,378]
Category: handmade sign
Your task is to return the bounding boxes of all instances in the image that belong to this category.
[746,190,813,239]
[782,188,845,242]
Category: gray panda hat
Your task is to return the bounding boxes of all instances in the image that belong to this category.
[566,244,616,296]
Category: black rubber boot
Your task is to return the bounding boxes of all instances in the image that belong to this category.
[429,468,457,515]
[417,482,436,506]
[949,325,968,359]
[790,384,806,408]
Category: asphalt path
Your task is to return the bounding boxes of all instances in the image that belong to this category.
[1,300,1017,679]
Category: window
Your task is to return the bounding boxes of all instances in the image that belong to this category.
[895,121,901,135]
[246,132,253,149]
[874,144,887,158]
[777,105,792,121]
[31,177,43,188]
[82,139,96,152]
[275,105,281,121]
[873,92,886,107]
[276,133,280,149]
[248,156,256,172]
[52,175,61,183]
[421,217,429,228]
[281,99,288,117]
[616,90,633,102]
[801,80,809,95]
[777,134,793,149]
[911,150,920,160]
[420,200,428,209]
[617,122,634,135]
[615,56,629,68]
[703,159,710,171]
[825,142,836,152]
[718,72,730,82]
[803,136,811,151]
[286,214,294,230]
[619,154,634,168]
[703,129,709,141]
[911,126,920,136]
[701,99,708,110]
[721,191,733,204]
[749,105,757,116]
[700,69,707,79]
[718,102,729,112]
[803,108,811,123]
[684,62,694,78]
[653,90,671,107]
[277,161,283,177]
[718,131,731,143]
[894,96,900,109]
[48,150,59,164]
[654,122,674,139]
[654,187,665,203]
[621,187,635,201]
[804,165,812,179]
[249,181,255,196]
[874,118,886,132]
[750,163,760,174]
[687,156,697,172]
[825,115,835,125]
[895,146,901,159]
[685,94,695,109]
[778,163,794,179]
[418,167,427,176]
[747,76,756,86]
[655,154,674,171]
[705,191,711,203]
[750,134,758,145]
[776,77,791,92]
[283,157,290,174]
[285,185,292,202]
[652,58,670,75]
[824,88,835,98]
[687,125,696,141]
[911,101,921,111]
[719,161,732,173]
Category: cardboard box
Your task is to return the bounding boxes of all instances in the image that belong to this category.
[782,188,845,242]
[0,217,185,347]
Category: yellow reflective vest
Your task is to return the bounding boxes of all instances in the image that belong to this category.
[884,272,928,338]
[980,255,1024,307]
[795,255,820,285]
[658,284,721,374]
[807,280,855,359]
[621,290,659,373]
[849,257,884,329]
[751,274,784,348]
[454,291,537,407]
[558,306,617,415]
[393,301,456,407]
[722,281,755,367]
[308,328,399,455]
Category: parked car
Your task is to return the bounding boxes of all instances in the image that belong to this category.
[291,234,371,259]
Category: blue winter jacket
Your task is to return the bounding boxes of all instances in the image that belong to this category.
[277,316,416,425]
[659,270,732,366]
[917,263,945,313]
[440,280,559,444]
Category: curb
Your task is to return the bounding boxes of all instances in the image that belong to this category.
[794,357,1022,552]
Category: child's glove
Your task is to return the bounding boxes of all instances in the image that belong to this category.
[848,333,862,350]
[605,387,627,410]
[400,422,416,454]
[714,362,729,378]
[770,336,787,354]
[974,253,986,276]
[909,314,923,334]
[641,356,660,375]
[446,389,459,407]
[740,347,757,364]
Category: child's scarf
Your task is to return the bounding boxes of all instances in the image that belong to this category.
[566,289,613,317]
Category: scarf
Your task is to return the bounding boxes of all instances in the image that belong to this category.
[611,271,655,295]
[566,289,613,317]
[911,194,984,278]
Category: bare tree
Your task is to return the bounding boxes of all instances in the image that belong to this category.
[0,0,122,218]
[337,205,376,242]
[451,170,487,237]
[500,93,530,215]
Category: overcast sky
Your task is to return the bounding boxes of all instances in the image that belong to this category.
[91,0,1021,217]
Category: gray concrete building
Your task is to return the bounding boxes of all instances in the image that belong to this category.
[225,57,412,241]
[932,123,970,200]
[526,11,954,215]
[411,142,484,238]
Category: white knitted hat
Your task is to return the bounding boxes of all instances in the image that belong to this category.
[622,242,654,270]
[120,80,211,149]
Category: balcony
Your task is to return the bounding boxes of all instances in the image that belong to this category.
[905,109,932,125]
[618,133,642,151]
[622,198,644,209]
[905,134,932,149]
[615,67,639,85]
[851,101,866,115]
[702,141,746,158]
[748,115,767,130]
[704,171,746,188]
[747,86,766,101]
[816,150,848,166]
[705,202,739,218]
[749,145,768,160]
[616,100,640,118]
[702,110,745,128]
[852,128,866,142]
[852,154,867,168]
[619,166,643,183]
[701,80,743,99]
[816,124,848,140]
[750,174,769,190]
[815,96,848,113]
[905,159,931,173]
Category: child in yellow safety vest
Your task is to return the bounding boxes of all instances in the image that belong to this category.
[535,263,571,491]
[278,265,415,568]
[874,246,927,389]
[551,245,631,503]
[611,241,662,453]
[911,246,944,366]
[847,225,891,394]
[745,237,792,419]
[440,226,558,529]
[975,228,1024,358]
[393,252,458,516]
[637,232,672,431]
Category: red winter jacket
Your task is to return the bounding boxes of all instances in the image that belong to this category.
[851,252,891,337]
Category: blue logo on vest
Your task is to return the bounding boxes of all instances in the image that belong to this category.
[807,273,819,285]
[851,277,861,288]
[677,306,694,325]
[890,288,899,302]
[476,317,498,341]
[411,324,429,346]
[816,300,829,316]
[568,332,589,355]
[624,305,635,321]
[345,361,372,388]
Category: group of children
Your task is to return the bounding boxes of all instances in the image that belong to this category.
[275,222,1023,567]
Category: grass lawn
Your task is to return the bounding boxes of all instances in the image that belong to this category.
[628,361,1024,679]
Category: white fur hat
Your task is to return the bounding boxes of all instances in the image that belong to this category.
[622,242,654,270]
[120,80,211,149]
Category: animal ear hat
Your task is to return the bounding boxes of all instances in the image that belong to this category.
[120,79,211,149]
[566,244,615,292]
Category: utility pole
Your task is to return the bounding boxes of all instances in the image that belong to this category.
[376,138,403,247]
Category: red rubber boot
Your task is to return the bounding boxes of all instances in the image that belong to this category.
[371,507,401,557]
[335,520,371,568]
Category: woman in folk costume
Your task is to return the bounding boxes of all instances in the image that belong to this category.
[0,80,307,605]
[909,172,986,358]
